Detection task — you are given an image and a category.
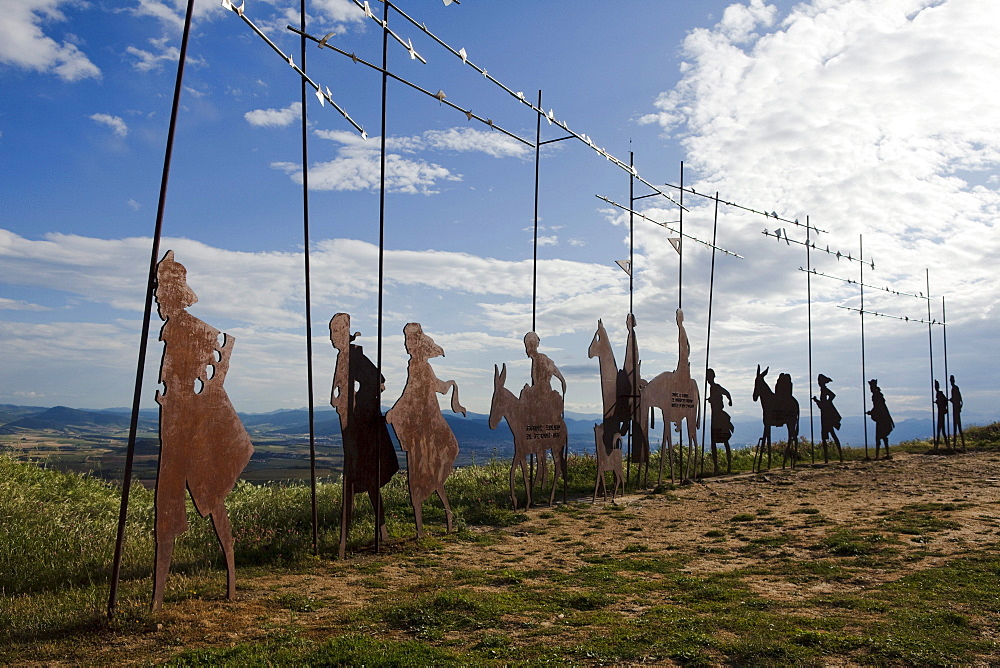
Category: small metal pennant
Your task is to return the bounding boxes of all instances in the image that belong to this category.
[615,259,632,276]
[668,238,681,254]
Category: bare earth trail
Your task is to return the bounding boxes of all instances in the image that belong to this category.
[80,450,1000,663]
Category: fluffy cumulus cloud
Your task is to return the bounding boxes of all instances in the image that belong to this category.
[0,0,101,81]
[266,125,528,194]
[244,101,302,128]
[634,0,1000,419]
[0,227,628,411]
[89,113,128,137]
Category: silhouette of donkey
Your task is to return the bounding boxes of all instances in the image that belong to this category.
[752,365,799,471]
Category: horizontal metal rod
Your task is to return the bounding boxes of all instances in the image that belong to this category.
[597,195,743,258]
[837,304,944,325]
[538,134,575,146]
[289,26,532,147]
[798,267,926,300]
[763,229,873,267]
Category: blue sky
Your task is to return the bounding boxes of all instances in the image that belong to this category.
[1,0,997,434]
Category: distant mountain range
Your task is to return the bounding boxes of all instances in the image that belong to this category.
[0,403,937,449]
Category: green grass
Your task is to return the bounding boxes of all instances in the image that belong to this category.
[3,424,1000,664]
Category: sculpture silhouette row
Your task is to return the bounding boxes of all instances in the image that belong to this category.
[149,251,962,610]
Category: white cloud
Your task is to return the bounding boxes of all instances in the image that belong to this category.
[270,126,531,194]
[244,101,302,128]
[537,236,559,247]
[633,0,1000,422]
[0,297,48,311]
[0,0,100,81]
[125,35,205,72]
[424,127,531,159]
[127,198,141,211]
[89,113,128,137]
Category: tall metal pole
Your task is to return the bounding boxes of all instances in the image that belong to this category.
[942,295,950,447]
[700,193,720,476]
[806,216,815,464]
[860,234,869,459]
[678,161,684,310]
[374,0,390,553]
[926,269,936,448]
[108,0,197,619]
[531,90,542,333]
[526,90,543,491]
[300,0,319,558]
[626,150,634,487]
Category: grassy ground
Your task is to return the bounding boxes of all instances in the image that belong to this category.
[1,424,997,665]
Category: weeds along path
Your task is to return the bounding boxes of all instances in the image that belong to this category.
[7,448,1000,664]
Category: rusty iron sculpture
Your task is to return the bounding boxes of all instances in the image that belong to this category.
[934,379,949,449]
[706,368,734,475]
[386,323,465,538]
[866,378,894,460]
[588,317,638,493]
[950,375,964,450]
[151,250,253,611]
[752,365,799,471]
[330,313,400,558]
[812,374,843,463]
[489,360,568,509]
[638,309,701,485]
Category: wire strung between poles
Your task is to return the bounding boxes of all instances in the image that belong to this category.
[597,195,743,258]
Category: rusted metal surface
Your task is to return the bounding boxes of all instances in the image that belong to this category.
[330,313,399,558]
[151,251,253,611]
[488,347,567,509]
[385,323,464,538]
[642,309,700,485]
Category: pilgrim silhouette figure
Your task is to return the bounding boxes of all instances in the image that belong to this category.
[950,375,965,450]
[151,251,253,611]
[330,313,400,559]
[706,368,734,475]
[812,374,843,463]
[386,323,465,537]
[934,379,949,449]
[866,379,894,460]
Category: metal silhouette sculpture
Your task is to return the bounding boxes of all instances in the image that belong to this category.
[752,365,799,471]
[934,379,949,450]
[330,313,400,559]
[488,361,568,509]
[151,251,253,611]
[592,423,624,501]
[950,375,965,450]
[632,309,700,485]
[706,368,734,475]
[866,378,894,460]
[812,374,843,463]
[524,331,567,491]
[386,323,465,537]
[588,318,641,493]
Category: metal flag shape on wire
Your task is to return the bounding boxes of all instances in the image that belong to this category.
[615,259,632,276]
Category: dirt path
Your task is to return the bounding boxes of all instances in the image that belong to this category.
[36,450,1000,664]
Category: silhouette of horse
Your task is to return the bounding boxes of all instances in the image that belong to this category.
[489,364,567,509]
[752,365,799,470]
[636,371,701,484]
[588,319,640,456]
